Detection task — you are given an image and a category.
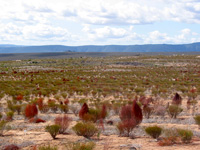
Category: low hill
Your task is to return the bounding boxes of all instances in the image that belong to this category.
[0,42,200,53]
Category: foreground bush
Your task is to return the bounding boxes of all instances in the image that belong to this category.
[66,142,95,150]
[38,145,58,150]
[45,125,60,139]
[145,125,162,139]
[54,115,71,134]
[177,129,193,143]
[72,122,98,139]
[117,100,143,137]
[117,119,136,137]
[167,105,182,119]
[194,115,200,128]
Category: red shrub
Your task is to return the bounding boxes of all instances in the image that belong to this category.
[79,103,89,119]
[25,104,38,119]
[37,98,44,110]
[117,119,136,136]
[64,99,69,105]
[132,99,143,125]
[54,115,71,134]
[29,118,46,123]
[172,93,182,105]
[3,144,19,150]
[100,104,107,119]
[16,94,23,101]
[120,105,132,121]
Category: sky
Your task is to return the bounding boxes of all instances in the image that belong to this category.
[0,0,200,46]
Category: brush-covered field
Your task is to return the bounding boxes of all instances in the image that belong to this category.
[0,54,200,150]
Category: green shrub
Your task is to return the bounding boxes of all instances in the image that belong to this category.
[66,142,95,150]
[0,120,11,136]
[72,122,98,139]
[6,111,14,120]
[38,145,58,150]
[194,115,200,128]
[45,125,60,139]
[59,105,69,113]
[145,125,162,139]
[177,129,193,143]
[167,105,183,119]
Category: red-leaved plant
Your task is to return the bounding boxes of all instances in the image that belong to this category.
[117,99,143,137]
[132,99,143,125]
[79,103,89,119]
[54,114,71,134]
[25,104,38,119]
[172,93,182,105]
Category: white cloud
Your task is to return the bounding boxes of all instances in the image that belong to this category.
[0,0,200,45]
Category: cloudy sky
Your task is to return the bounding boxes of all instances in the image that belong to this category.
[0,0,200,45]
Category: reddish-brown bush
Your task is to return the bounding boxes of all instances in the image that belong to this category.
[29,118,46,123]
[172,93,182,105]
[132,99,143,125]
[25,104,38,119]
[37,98,43,111]
[117,119,136,136]
[120,105,132,121]
[64,99,69,105]
[3,144,19,150]
[117,100,142,137]
[100,104,107,119]
[54,115,71,134]
[79,103,89,119]
[16,94,23,101]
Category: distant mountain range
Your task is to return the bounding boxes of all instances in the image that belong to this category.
[0,42,200,53]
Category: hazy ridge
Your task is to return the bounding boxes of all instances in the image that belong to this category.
[0,42,200,53]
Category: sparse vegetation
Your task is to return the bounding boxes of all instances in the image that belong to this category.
[0,54,200,149]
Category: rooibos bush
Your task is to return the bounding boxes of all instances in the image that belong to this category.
[145,125,162,139]
[72,122,98,139]
[45,124,60,139]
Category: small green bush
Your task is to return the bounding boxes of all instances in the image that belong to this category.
[6,111,14,120]
[145,125,162,139]
[66,142,95,150]
[194,115,200,128]
[72,122,98,139]
[39,145,58,150]
[45,125,60,139]
[177,129,193,143]
[167,105,183,119]
[0,120,11,136]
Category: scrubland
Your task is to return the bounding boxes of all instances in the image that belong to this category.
[0,54,200,150]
